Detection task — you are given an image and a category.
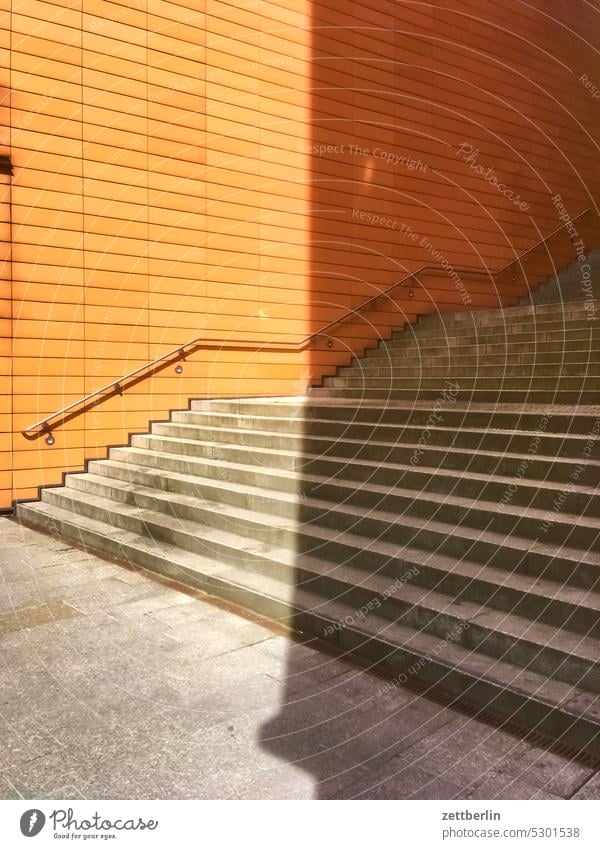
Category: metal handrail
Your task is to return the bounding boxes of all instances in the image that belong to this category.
[22,206,593,441]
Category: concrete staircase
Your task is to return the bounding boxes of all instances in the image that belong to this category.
[17,262,600,756]
[524,249,600,307]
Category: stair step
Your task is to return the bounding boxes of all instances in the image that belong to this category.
[26,487,600,690]
[188,398,600,432]
[529,293,599,309]
[416,300,599,328]
[134,429,600,489]
[378,326,600,342]
[93,451,600,526]
[408,316,597,338]
[43,481,600,640]
[323,377,600,390]
[75,463,600,634]
[74,458,600,552]
[311,387,600,403]
[102,448,600,548]
[339,364,600,379]
[383,330,600,353]
[362,349,600,365]
[366,340,600,360]
[170,409,597,458]
[17,499,600,756]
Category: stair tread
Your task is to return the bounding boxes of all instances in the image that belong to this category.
[97,452,600,507]
[158,414,589,450]
[85,461,600,540]
[76,464,600,613]
[374,332,600,349]
[111,445,600,498]
[191,397,600,415]
[137,428,600,469]
[19,499,600,719]
[346,363,600,369]
[78,464,600,535]
[396,317,600,330]
[420,300,600,323]
[351,607,598,717]
[332,373,600,380]
[408,324,599,340]
[61,473,600,569]
[172,411,598,442]
[43,487,600,662]
[314,391,600,399]
[367,346,600,358]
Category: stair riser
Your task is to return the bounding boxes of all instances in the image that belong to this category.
[292,573,600,691]
[16,502,297,624]
[418,302,599,327]
[418,306,599,331]
[45,482,597,603]
[364,343,600,371]
[529,278,600,288]
[188,402,600,435]
[527,286,600,301]
[311,388,600,403]
[41,489,295,583]
[403,565,600,639]
[69,469,598,552]
[167,415,595,459]
[528,278,600,293]
[105,449,304,495]
[92,455,600,528]
[294,510,597,580]
[33,488,600,692]
[134,434,600,488]
[379,330,600,354]
[531,295,599,308]
[464,623,600,692]
[310,514,595,590]
[339,363,600,378]
[405,318,598,339]
[69,471,600,633]
[533,266,600,279]
[365,330,600,362]
[359,350,600,367]
[323,377,600,390]
[95,455,600,541]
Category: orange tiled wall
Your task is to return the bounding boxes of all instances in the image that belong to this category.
[1,0,599,508]
[305,0,600,361]
[1,0,315,508]
[0,166,9,510]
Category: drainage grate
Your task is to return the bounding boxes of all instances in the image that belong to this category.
[401,673,600,771]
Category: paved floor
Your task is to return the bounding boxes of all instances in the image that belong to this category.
[1,516,599,800]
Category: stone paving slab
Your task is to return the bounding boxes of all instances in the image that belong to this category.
[328,756,466,800]
[1,516,598,800]
[573,772,600,799]
[388,713,594,798]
